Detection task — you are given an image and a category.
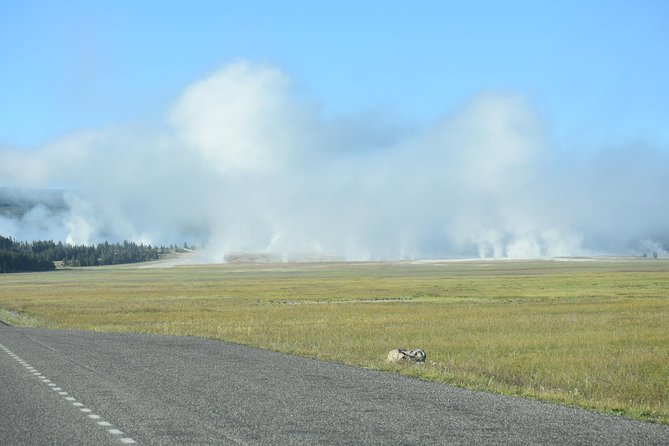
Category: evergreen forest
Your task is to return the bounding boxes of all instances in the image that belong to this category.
[0,235,172,273]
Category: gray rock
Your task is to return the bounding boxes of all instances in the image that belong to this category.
[386,348,426,363]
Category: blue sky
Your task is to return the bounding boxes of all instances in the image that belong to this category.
[1,0,667,150]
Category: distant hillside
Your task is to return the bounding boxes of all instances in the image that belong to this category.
[0,187,68,219]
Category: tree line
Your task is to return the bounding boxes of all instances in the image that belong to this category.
[0,235,176,273]
[0,235,54,272]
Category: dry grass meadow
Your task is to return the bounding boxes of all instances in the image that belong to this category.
[0,258,667,423]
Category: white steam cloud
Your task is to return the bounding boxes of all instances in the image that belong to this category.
[1,61,668,260]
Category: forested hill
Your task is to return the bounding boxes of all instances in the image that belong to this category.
[0,235,172,273]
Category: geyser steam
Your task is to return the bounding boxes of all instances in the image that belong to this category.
[1,61,668,260]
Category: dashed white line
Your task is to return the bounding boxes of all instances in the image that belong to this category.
[0,342,139,444]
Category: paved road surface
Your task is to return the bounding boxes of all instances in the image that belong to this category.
[1,324,668,445]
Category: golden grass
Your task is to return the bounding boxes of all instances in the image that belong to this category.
[1,258,668,423]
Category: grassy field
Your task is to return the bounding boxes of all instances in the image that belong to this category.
[0,258,668,423]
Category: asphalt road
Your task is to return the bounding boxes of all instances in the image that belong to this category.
[1,324,668,445]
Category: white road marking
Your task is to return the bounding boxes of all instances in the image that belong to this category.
[0,343,140,444]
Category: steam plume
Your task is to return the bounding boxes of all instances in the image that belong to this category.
[1,61,667,260]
